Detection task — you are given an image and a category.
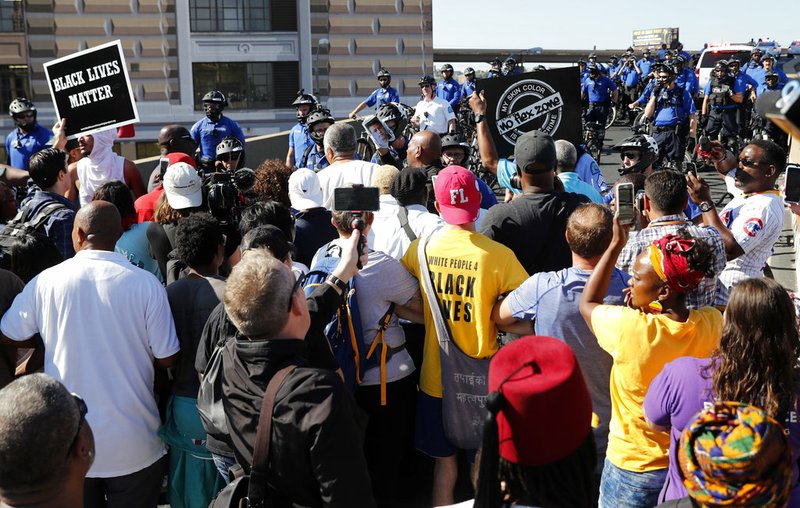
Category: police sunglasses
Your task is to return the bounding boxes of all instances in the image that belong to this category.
[288,272,307,311]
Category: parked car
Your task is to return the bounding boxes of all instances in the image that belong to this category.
[695,45,753,98]
[755,40,782,58]
[789,40,800,56]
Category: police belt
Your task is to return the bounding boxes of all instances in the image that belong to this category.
[653,124,679,133]
[589,101,609,107]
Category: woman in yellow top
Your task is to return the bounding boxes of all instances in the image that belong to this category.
[579,216,723,508]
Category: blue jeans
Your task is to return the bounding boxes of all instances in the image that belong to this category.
[212,453,237,485]
[599,458,667,508]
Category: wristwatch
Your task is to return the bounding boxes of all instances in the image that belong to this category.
[699,201,714,213]
[325,274,348,294]
[474,114,485,124]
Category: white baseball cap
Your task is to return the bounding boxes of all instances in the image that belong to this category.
[288,168,323,210]
[162,162,203,210]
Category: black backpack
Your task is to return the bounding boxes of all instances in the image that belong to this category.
[0,201,68,269]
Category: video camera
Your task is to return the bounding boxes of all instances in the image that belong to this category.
[332,185,379,269]
[758,82,800,140]
[204,167,256,226]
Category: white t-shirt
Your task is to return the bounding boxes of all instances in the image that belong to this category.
[0,250,180,478]
[317,159,380,210]
[368,195,444,260]
[718,190,785,289]
[413,96,455,134]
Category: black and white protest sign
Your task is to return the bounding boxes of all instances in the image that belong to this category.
[477,67,581,159]
[44,40,138,138]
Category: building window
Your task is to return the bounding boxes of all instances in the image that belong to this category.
[192,62,299,110]
[0,0,24,33]
[189,0,297,32]
[0,65,30,108]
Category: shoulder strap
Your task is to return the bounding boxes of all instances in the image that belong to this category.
[397,206,417,242]
[417,234,454,353]
[26,201,69,231]
[247,364,298,503]
[300,144,315,168]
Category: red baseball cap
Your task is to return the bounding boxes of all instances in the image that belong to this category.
[433,165,481,225]
[166,152,196,169]
[489,335,592,466]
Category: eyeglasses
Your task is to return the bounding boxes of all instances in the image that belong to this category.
[622,151,640,160]
[67,394,88,456]
[15,112,35,119]
[287,272,307,311]
[738,157,770,168]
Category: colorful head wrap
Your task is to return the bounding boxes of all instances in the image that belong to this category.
[679,401,793,507]
[647,234,705,293]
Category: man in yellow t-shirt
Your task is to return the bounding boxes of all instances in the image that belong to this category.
[401,165,527,507]
[579,218,722,508]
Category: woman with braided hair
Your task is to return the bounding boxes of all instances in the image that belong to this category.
[579,220,723,508]
[645,276,800,504]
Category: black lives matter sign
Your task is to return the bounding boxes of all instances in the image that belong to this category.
[44,40,139,138]
[477,67,581,159]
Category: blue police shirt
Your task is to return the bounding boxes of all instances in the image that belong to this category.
[703,78,745,110]
[5,123,51,170]
[657,49,668,60]
[487,69,503,78]
[675,68,699,96]
[753,67,789,87]
[504,68,523,76]
[461,80,476,98]
[636,81,654,104]
[638,58,654,79]
[436,78,462,109]
[654,86,696,126]
[733,71,758,92]
[559,172,603,203]
[580,70,590,83]
[190,115,245,160]
[582,76,617,103]
[304,147,330,171]
[622,67,641,88]
[756,82,784,97]
[289,123,314,166]
[742,61,762,79]
[365,86,399,108]
[575,150,607,195]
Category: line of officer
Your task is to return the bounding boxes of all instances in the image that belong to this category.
[644,64,697,166]
[349,68,399,119]
[701,60,744,147]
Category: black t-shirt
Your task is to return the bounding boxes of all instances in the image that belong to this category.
[294,207,337,267]
[479,191,589,275]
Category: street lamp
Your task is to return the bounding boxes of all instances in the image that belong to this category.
[314,38,330,98]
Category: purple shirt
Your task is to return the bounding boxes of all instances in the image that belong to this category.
[644,356,800,504]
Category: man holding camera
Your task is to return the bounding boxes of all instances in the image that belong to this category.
[644,64,697,167]
[613,56,642,122]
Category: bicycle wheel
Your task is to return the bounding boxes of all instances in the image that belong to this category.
[605,106,617,129]
[355,138,374,162]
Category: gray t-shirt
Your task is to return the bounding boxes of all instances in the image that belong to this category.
[503,266,629,468]
[314,241,419,385]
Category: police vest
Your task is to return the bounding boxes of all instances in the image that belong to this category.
[709,75,735,108]
[656,85,689,122]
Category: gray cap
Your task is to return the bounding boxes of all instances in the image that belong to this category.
[515,130,557,172]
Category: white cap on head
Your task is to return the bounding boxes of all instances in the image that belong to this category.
[288,168,324,210]
[162,162,203,209]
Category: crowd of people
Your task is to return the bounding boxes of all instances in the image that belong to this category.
[0,41,798,508]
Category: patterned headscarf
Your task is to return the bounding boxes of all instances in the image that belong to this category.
[648,234,705,293]
[679,401,793,507]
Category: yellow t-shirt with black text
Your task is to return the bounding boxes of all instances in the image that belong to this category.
[401,228,528,398]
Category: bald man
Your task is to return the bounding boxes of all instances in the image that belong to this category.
[0,199,180,508]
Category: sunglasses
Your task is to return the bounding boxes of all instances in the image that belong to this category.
[15,112,35,119]
[68,393,88,456]
[622,151,640,160]
[738,157,770,168]
[287,272,307,311]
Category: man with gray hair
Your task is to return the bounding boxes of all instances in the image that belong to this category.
[0,373,95,508]
[555,139,604,203]
[219,234,377,506]
[317,123,379,209]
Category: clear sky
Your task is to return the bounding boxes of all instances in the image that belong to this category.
[432,0,798,52]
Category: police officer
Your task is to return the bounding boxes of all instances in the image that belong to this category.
[644,64,697,166]
[638,48,655,82]
[301,107,336,171]
[461,67,477,98]
[215,136,245,172]
[753,71,788,150]
[728,59,758,139]
[439,132,497,208]
[349,68,399,119]
[503,57,522,76]
[675,42,691,61]
[673,56,699,97]
[190,91,245,173]
[657,43,669,61]
[587,53,606,73]
[370,102,410,169]
[285,90,317,168]
[615,56,641,122]
[5,98,51,171]
[437,63,462,112]
[742,47,763,79]
[487,57,503,78]
[702,61,743,148]
[581,63,618,127]
[578,59,589,83]
[756,54,788,87]
[607,55,621,77]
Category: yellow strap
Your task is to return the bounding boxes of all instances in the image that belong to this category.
[345,289,362,385]
[366,309,393,406]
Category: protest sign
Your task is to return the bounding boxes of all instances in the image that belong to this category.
[43,40,138,138]
[476,67,581,159]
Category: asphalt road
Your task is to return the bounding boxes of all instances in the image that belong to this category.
[598,125,797,291]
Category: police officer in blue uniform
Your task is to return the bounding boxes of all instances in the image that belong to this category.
[5,98,51,171]
[728,59,758,138]
[190,90,245,172]
[300,107,335,171]
[437,64,462,113]
[656,43,669,61]
[673,56,699,97]
[487,57,503,78]
[742,47,763,79]
[753,71,788,150]
[755,54,788,87]
[607,55,621,77]
[461,67,477,98]
[349,68,399,119]
[578,60,589,83]
[502,57,522,76]
[701,61,743,148]
[638,48,655,82]
[615,56,641,122]
[676,42,691,61]
[285,90,317,168]
[587,53,606,74]
[644,64,697,166]
[582,64,618,127]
